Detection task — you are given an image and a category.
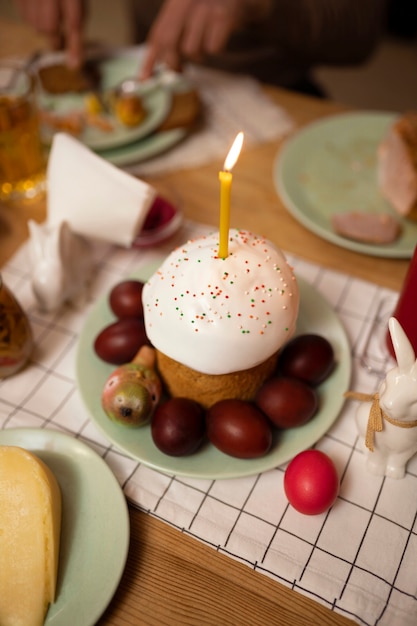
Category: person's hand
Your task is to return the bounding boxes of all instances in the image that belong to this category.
[140,0,269,79]
[15,0,86,68]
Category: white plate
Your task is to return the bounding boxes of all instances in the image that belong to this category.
[0,428,130,626]
[275,112,417,258]
[76,263,352,480]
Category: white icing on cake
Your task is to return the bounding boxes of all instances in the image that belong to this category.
[142,229,299,375]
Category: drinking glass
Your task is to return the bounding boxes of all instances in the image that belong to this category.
[0,61,46,203]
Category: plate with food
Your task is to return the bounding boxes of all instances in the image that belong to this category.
[275,111,417,258]
[98,84,202,166]
[0,428,130,625]
[76,250,351,480]
[36,49,173,151]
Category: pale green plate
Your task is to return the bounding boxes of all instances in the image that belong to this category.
[275,111,417,258]
[38,53,172,151]
[100,126,187,166]
[0,428,130,626]
[76,262,352,480]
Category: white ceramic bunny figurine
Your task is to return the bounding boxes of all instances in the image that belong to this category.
[353,317,417,479]
[28,219,94,313]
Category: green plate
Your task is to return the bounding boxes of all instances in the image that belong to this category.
[37,53,172,151]
[0,428,130,626]
[100,127,187,166]
[275,111,417,258]
[76,263,352,480]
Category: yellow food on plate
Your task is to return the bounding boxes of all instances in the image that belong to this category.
[84,92,104,115]
[39,108,84,136]
[84,111,114,132]
[114,93,146,127]
[0,446,62,626]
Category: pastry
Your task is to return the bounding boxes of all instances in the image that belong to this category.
[142,229,299,408]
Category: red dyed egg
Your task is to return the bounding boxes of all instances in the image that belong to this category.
[94,318,148,365]
[284,450,339,515]
[151,397,205,456]
[109,280,144,319]
[278,334,335,386]
[206,399,272,459]
[255,376,318,428]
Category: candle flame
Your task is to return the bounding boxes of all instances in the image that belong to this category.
[223,132,244,172]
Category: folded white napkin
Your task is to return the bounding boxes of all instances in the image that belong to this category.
[47,133,157,247]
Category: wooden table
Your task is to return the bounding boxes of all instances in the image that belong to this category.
[0,16,409,626]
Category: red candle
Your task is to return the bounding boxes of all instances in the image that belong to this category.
[386,244,417,359]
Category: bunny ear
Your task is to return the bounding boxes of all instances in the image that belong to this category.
[28,219,45,262]
[47,220,69,262]
[57,220,72,262]
[389,317,416,371]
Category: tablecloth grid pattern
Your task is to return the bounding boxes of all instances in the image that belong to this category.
[1,220,416,626]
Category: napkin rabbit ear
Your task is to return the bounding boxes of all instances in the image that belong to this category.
[389,316,416,371]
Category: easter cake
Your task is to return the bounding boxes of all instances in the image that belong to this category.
[142,229,299,408]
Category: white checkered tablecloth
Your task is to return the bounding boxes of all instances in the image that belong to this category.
[1,220,416,626]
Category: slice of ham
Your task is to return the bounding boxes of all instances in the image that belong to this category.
[331,211,402,244]
[378,113,417,220]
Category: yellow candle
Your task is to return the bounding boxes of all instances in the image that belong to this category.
[218,132,244,259]
[218,170,232,258]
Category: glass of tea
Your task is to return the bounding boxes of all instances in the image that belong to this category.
[0,62,46,203]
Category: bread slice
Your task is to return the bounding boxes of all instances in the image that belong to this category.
[157,89,202,131]
[38,63,92,94]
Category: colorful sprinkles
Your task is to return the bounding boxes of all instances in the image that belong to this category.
[144,230,298,342]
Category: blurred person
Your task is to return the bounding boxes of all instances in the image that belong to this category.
[15,0,86,68]
[15,0,388,95]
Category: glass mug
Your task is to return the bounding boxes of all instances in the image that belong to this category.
[0,62,46,202]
